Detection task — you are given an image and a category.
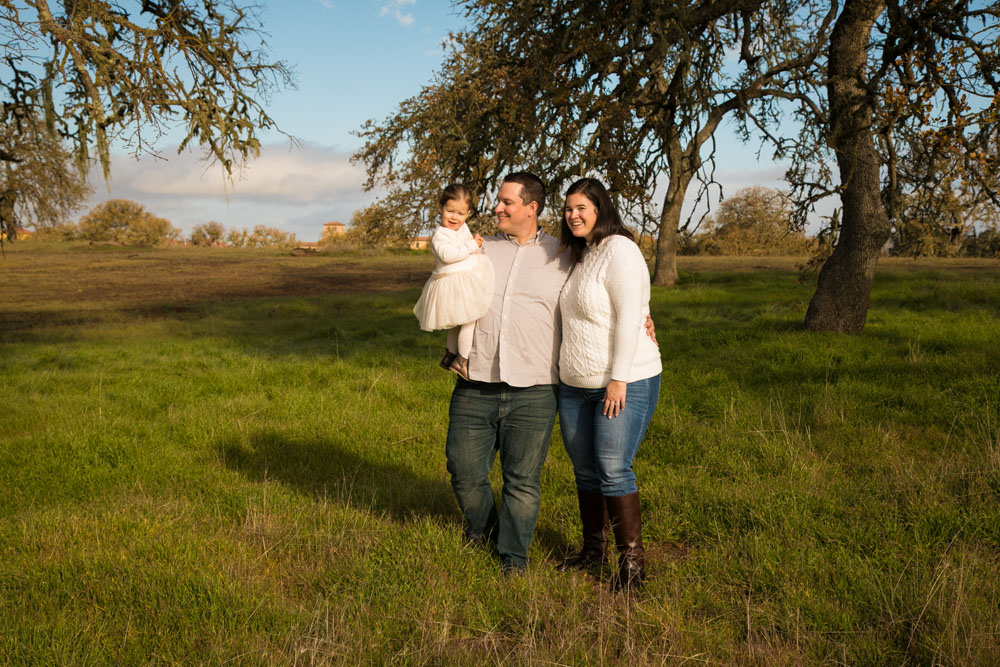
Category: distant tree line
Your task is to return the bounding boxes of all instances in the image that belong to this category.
[679,186,1000,258]
[349,184,999,259]
[190,221,298,250]
[31,200,297,249]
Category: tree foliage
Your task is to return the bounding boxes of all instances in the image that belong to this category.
[347,192,433,249]
[225,225,296,250]
[354,0,836,284]
[0,112,92,241]
[687,187,813,256]
[190,221,226,247]
[890,134,1000,257]
[782,0,1000,332]
[78,199,177,246]
[0,0,293,238]
[28,221,80,241]
[962,225,1000,258]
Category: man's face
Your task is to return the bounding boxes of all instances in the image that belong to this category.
[494,182,535,236]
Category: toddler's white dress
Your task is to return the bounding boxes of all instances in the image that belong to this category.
[413,224,495,331]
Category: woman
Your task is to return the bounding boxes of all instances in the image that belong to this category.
[556,178,662,590]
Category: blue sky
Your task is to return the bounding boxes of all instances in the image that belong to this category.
[88,0,799,242]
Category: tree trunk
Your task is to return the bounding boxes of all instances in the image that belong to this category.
[652,144,694,287]
[804,0,891,333]
[652,193,681,286]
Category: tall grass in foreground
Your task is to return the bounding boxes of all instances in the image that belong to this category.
[1,245,998,664]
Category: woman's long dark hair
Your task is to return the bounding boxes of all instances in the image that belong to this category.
[559,178,635,263]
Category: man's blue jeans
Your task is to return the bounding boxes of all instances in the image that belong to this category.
[445,379,558,571]
[558,375,660,497]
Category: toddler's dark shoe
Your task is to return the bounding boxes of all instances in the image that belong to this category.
[448,355,470,381]
[439,350,457,370]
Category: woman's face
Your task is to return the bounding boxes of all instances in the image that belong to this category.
[564,193,598,243]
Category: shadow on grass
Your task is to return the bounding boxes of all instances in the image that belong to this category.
[218,429,575,564]
[219,429,457,522]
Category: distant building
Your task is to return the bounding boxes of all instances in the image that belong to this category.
[410,235,431,250]
[323,221,346,240]
[1,227,33,241]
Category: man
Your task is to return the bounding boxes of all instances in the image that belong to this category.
[445,171,569,573]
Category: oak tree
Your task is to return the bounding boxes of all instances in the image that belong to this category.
[697,186,813,256]
[788,0,1000,332]
[355,0,836,284]
[190,221,226,247]
[1,0,292,239]
[78,198,177,245]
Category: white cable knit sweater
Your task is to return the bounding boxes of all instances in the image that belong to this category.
[559,234,662,388]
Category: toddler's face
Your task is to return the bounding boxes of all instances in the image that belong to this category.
[441,199,471,231]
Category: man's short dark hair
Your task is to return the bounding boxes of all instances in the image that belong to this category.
[502,172,546,215]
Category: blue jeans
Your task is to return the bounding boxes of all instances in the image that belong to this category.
[558,375,660,497]
[445,379,558,571]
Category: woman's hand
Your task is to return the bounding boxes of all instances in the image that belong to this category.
[603,380,627,419]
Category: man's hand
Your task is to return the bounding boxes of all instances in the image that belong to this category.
[645,314,657,346]
[473,233,484,248]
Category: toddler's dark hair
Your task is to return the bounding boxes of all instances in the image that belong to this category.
[440,183,475,211]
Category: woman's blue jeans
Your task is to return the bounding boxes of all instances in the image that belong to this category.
[558,375,660,497]
[445,379,558,571]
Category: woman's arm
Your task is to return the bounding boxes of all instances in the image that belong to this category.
[603,240,649,418]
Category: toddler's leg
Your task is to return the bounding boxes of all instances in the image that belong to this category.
[457,322,476,358]
[447,327,460,355]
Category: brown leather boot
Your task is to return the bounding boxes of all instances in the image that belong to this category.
[556,489,609,571]
[605,492,645,591]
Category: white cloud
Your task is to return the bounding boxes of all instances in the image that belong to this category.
[85,143,381,241]
[379,0,416,26]
[106,144,367,205]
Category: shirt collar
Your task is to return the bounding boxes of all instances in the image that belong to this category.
[503,226,545,246]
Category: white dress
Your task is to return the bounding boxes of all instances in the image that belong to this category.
[413,224,495,331]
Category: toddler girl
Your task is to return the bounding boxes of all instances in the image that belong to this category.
[413,184,494,380]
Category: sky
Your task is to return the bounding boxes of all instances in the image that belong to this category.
[86,0,805,243]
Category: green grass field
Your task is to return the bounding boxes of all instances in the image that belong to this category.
[2,243,998,664]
